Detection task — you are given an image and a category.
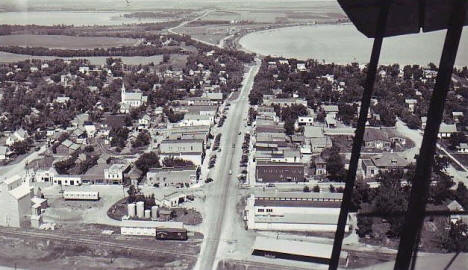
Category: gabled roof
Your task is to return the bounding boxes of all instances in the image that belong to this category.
[371,153,410,168]
[304,126,324,138]
[439,123,457,133]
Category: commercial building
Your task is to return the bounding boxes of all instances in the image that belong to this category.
[120,219,184,237]
[245,192,348,232]
[252,236,348,266]
[0,177,33,227]
[146,166,197,187]
[255,161,305,183]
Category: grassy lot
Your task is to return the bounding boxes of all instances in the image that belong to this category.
[0,224,202,270]
[0,34,140,49]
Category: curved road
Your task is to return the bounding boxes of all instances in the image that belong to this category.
[194,58,261,270]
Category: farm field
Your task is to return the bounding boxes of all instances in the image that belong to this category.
[0,34,140,49]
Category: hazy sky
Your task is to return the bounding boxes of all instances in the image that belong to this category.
[0,0,337,11]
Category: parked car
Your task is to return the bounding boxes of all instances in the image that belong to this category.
[205,178,214,183]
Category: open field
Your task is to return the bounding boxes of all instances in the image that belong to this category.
[0,34,140,49]
[0,225,203,270]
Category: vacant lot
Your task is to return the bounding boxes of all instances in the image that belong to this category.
[0,34,139,49]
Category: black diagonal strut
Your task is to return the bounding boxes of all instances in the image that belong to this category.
[394,1,466,270]
[328,1,391,269]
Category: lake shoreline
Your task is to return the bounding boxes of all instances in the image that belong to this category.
[237,24,468,67]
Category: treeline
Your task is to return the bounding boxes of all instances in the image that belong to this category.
[0,45,184,57]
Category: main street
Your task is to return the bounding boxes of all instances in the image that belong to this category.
[194,58,261,270]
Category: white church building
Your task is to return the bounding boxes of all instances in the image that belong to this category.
[120,83,147,113]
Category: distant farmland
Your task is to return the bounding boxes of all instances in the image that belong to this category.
[0,34,140,49]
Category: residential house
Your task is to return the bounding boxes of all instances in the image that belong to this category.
[6,128,28,146]
[457,143,468,153]
[362,153,410,178]
[363,128,391,150]
[405,99,417,113]
[138,114,151,130]
[314,156,327,176]
[55,139,80,155]
[304,126,331,153]
[452,112,464,123]
[438,123,457,138]
[146,166,197,187]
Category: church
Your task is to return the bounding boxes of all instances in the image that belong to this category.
[120,83,147,113]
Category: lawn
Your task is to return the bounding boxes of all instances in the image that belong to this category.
[0,34,139,49]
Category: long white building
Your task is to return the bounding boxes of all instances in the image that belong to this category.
[244,192,349,232]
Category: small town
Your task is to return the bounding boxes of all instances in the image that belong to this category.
[0,1,468,270]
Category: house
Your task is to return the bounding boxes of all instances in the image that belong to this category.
[452,112,464,123]
[446,200,468,224]
[53,175,82,186]
[255,161,304,183]
[314,156,327,176]
[321,105,339,118]
[421,116,427,130]
[263,98,308,107]
[104,163,130,184]
[326,114,337,128]
[405,99,418,113]
[146,166,197,187]
[6,128,28,146]
[159,139,204,166]
[138,114,151,129]
[457,143,468,153]
[0,177,33,227]
[120,84,147,113]
[296,116,315,127]
[245,192,349,232]
[304,126,332,153]
[34,167,58,183]
[55,139,81,155]
[362,153,410,178]
[363,128,391,150]
[83,122,96,137]
[297,63,307,71]
[438,123,457,138]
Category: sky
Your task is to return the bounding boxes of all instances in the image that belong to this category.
[0,0,337,11]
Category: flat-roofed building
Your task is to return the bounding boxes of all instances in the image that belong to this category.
[146,166,197,187]
[255,161,304,183]
[245,192,348,233]
[252,236,348,266]
[159,139,204,166]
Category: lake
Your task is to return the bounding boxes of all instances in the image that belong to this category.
[239,24,468,67]
[0,11,167,26]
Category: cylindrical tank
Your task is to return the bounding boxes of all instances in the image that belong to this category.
[144,209,151,219]
[151,205,158,219]
[128,203,136,218]
[136,201,144,218]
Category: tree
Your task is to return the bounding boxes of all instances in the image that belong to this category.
[329,184,336,193]
[438,220,468,252]
[10,138,32,155]
[162,157,194,167]
[135,152,160,174]
[372,170,409,237]
[162,54,170,63]
[303,185,310,192]
[313,185,320,192]
[132,130,151,148]
[448,132,466,150]
[326,147,346,181]
[127,184,139,203]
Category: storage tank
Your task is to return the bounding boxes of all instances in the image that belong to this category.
[151,205,158,219]
[128,203,136,218]
[144,209,151,219]
[136,201,144,218]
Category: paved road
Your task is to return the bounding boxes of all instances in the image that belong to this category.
[168,9,219,47]
[194,59,261,270]
[0,145,46,179]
